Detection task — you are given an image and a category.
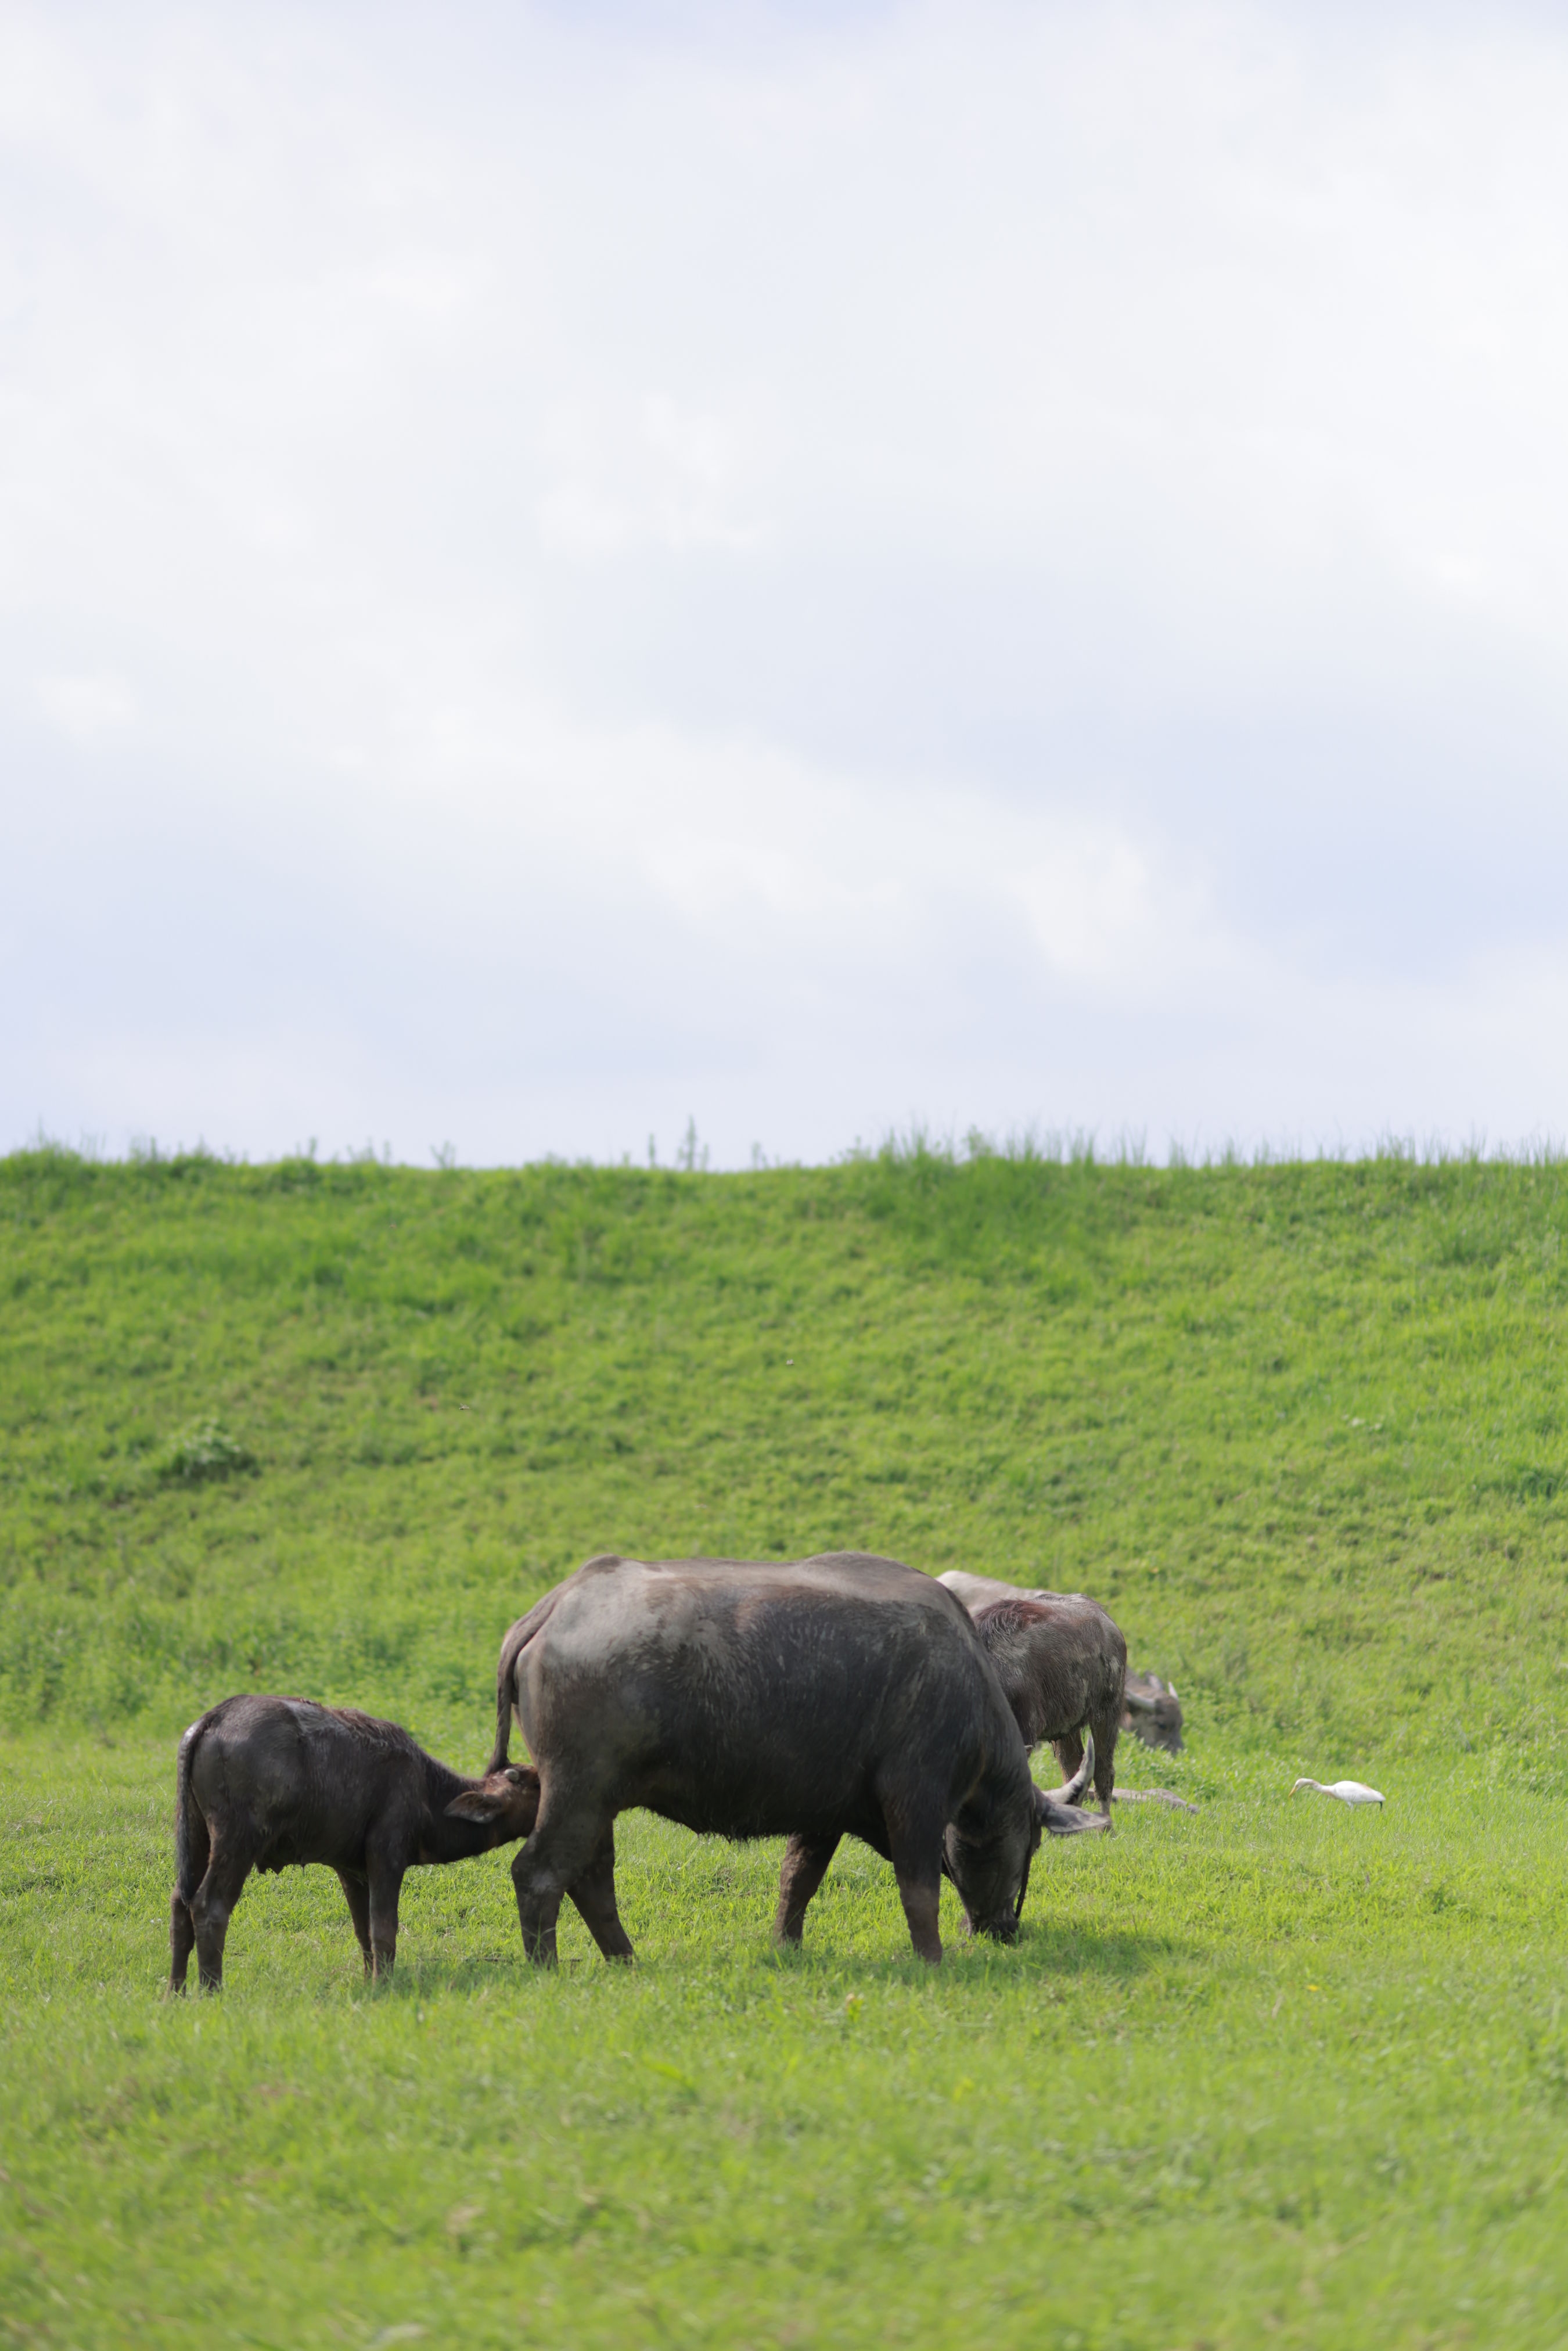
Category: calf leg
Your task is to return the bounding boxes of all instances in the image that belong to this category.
[336,1868,374,1978]
[773,1832,840,1947]
[566,1827,634,1962]
[365,1853,404,1980]
[168,1795,211,1994]
[510,1802,612,1967]
[168,1893,196,1993]
[190,1838,254,1990]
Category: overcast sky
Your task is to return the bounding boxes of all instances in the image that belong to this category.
[5,1,1568,1166]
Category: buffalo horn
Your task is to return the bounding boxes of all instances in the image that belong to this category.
[1034,1732,1110,1835]
[1059,1730,1095,1806]
[1035,1793,1109,1835]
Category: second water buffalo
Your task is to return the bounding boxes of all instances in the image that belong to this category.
[488,1550,1105,1966]
[937,1569,1127,1815]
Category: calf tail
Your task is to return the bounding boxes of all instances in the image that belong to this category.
[174,1712,214,1902]
[487,1586,566,1773]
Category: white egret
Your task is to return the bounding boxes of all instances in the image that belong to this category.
[1290,1777,1384,1807]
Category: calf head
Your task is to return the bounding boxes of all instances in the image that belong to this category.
[945,1732,1108,1942]
[444,1765,541,1847]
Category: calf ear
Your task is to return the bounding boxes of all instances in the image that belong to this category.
[445,1789,506,1822]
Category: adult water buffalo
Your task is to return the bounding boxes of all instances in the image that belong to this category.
[937,1570,1127,1816]
[1122,1669,1185,1755]
[488,1551,1105,1966]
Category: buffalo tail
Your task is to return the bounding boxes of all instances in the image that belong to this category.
[486,1587,563,1774]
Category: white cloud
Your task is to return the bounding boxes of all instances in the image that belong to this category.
[538,394,765,559]
[3,1,1568,1162]
[36,673,136,742]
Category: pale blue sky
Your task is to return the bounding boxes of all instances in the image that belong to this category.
[4,0,1567,1163]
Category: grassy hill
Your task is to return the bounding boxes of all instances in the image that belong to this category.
[3,1143,1568,2347]
[3,1142,1566,1757]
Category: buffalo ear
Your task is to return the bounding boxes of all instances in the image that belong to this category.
[445,1789,506,1822]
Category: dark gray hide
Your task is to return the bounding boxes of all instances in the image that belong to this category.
[937,1569,1127,1816]
[488,1551,1105,1966]
[1122,1670,1185,1755]
[169,1695,540,1990]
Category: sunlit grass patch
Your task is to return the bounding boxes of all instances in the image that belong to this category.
[3,1738,1567,2346]
[3,1148,1568,2341]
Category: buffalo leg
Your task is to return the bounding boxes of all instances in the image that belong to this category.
[190,1838,254,1990]
[336,1868,374,1977]
[1089,1709,1119,1815]
[365,1853,404,1980]
[883,1810,945,1964]
[566,1827,634,1962]
[511,1806,609,1966]
[168,1892,196,1993]
[773,1832,840,1947]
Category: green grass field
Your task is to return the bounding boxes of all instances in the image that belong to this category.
[3,1144,1567,2346]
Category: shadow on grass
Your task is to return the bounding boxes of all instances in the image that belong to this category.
[1012,1917,1178,1979]
[373,1917,1181,2001]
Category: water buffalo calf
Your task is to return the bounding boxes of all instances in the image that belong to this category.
[488,1551,1105,1968]
[170,1695,540,1990]
[937,1570,1127,1815]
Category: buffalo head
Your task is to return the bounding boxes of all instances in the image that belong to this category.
[944,1732,1108,1941]
[444,1764,541,1846]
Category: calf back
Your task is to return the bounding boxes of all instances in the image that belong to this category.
[188,1696,425,1870]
